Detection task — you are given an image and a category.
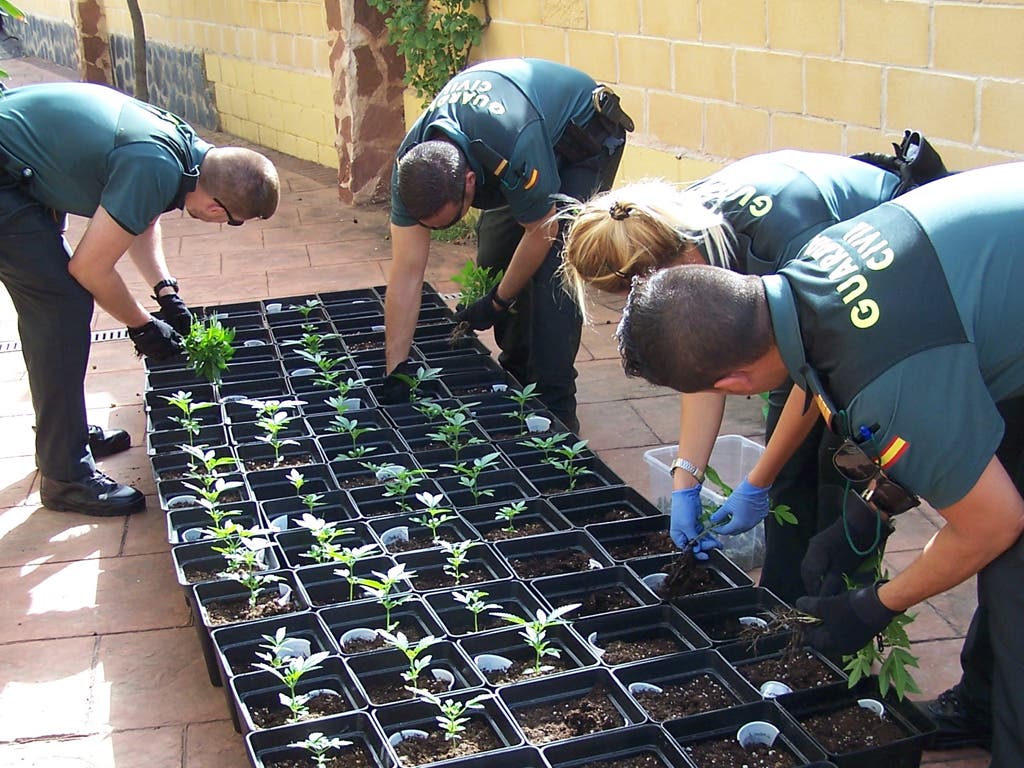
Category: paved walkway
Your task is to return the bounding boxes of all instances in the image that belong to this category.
[0,57,987,767]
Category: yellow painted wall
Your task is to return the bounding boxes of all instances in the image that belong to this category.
[16,0,1024,178]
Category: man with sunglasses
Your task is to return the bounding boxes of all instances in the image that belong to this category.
[379,58,632,432]
[616,161,1024,766]
[0,82,279,516]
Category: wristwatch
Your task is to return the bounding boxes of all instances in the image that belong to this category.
[152,278,179,297]
[670,457,704,483]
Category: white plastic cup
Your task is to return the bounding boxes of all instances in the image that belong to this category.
[736,720,780,749]
[759,680,793,698]
[525,415,551,433]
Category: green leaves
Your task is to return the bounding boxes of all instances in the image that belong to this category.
[183,315,236,383]
[452,260,503,306]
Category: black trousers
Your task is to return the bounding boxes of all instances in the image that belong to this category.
[0,179,96,481]
[475,123,625,433]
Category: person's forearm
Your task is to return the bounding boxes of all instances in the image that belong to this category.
[495,209,557,302]
[747,385,820,487]
[878,457,1024,612]
[674,392,726,490]
[384,224,429,372]
[76,266,151,327]
[126,219,175,292]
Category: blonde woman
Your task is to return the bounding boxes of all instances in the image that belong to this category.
[562,146,950,602]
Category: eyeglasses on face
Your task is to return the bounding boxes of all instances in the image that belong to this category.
[832,439,920,516]
[214,197,244,227]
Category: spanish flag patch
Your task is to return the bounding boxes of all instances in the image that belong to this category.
[879,435,909,469]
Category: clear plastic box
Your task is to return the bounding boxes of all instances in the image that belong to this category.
[643,435,766,571]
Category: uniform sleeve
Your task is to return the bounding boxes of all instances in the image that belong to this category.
[502,120,561,224]
[847,345,1003,510]
[101,144,183,235]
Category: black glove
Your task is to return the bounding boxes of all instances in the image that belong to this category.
[801,488,893,598]
[377,359,418,405]
[851,129,952,197]
[454,286,509,331]
[128,317,184,360]
[155,291,193,336]
[795,582,899,656]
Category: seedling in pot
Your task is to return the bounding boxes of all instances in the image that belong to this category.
[184,314,236,383]
[492,604,581,675]
[518,431,570,463]
[286,469,327,518]
[289,298,324,319]
[414,689,489,744]
[449,259,503,344]
[544,438,593,491]
[242,398,306,465]
[504,382,541,434]
[381,466,435,513]
[357,563,418,631]
[180,443,239,495]
[282,329,339,357]
[377,629,441,691]
[452,589,501,633]
[426,407,484,461]
[495,500,527,533]
[159,390,216,446]
[251,626,332,723]
[441,451,502,505]
[326,412,377,459]
[409,491,456,541]
[218,536,282,609]
[332,542,383,602]
[414,400,447,423]
[288,732,352,768]
[391,364,443,404]
[294,513,355,564]
[439,539,480,585]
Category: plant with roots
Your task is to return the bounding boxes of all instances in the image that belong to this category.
[251,626,332,723]
[377,628,441,690]
[332,542,382,601]
[493,604,581,674]
[380,466,435,513]
[414,689,490,744]
[441,451,502,505]
[504,382,540,432]
[184,314,236,383]
[391,364,442,404]
[439,539,479,584]
[288,732,353,768]
[286,469,327,517]
[452,588,501,632]
[294,513,354,564]
[160,390,216,446]
[409,491,456,541]
[544,438,593,491]
[494,500,528,533]
[357,563,417,631]
[448,260,503,342]
[426,408,484,461]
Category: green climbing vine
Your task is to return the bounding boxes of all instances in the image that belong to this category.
[366,0,488,106]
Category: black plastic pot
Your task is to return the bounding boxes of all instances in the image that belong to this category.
[229,416,312,448]
[396,543,513,593]
[437,468,537,511]
[218,376,291,403]
[273,518,378,569]
[497,667,646,746]
[230,653,365,734]
[587,513,677,563]
[347,478,447,520]
[316,428,409,462]
[778,678,937,768]
[612,648,761,722]
[424,579,548,638]
[234,436,326,472]
[218,359,286,385]
[245,461,338,504]
[518,457,624,496]
[548,485,662,526]
[260,489,359,532]
[246,710,391,767]
[414,335,491,361]
[574,604,710,665]
[294,554,397,609]
[147,423,229,455]
[157,471,250,512]
[459,497,572,542]
[347,640,487,706]
[458,622,601,687]
[149,443,235,484]
[662,699,829,766]
[305,409,393,440]
[298,385,378,416]
[166,500,262,546]
[397,421,490,456]
[319,595,445,656]
[369,512,479,556]
[145,366,208,392]
[171,538,284,593]
[330,452,420,491]
[674,586,793,646]
[625,548,754,601]
[415,442,509,473]
[542,723,693,768]
[718,632,849,697]
[493,529,614,581]
[530,565,662,619]
[381,398,464,428]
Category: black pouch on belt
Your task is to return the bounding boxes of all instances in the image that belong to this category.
[554,120,604,164]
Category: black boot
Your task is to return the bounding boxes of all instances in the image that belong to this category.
[40,470,145,516]
[88,425,131,459]
[920,685,992,751]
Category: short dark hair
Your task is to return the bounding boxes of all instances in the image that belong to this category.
[396,140,468,220]
[200,147,279,220]
[616,265,773,392]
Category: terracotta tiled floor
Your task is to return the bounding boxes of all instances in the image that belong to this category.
[0,57,989,767]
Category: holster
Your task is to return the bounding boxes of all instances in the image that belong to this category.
[893,129,952,194]
[554,86,634,165]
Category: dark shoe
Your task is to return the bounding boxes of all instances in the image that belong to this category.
[88,425,131,459]
[40,471,146,516]
[921,686,992,751]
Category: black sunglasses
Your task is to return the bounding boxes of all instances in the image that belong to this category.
[833,439,920,516]
[214,197,244,227]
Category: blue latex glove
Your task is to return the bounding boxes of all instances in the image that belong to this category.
[670,486,720,560]
[708,477,771,535]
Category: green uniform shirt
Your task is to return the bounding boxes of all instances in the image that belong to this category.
[687,150,901,274]
[766,161,1024,508]
[390,58,597,226]
[0,82,211,235]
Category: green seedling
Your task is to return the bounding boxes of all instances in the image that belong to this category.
[493,604,581,674]
[289,298,323,318]
[451,588,501,632]
[392,364,442,404]
[180,443,238,491]
[377,628,440,689]
[414,689,490,744]
[243,398,305,465]
[332,542,382,601]
[426,408,484,461]
[504,382,540,431]
[441,451,502,505]
[495,500,528,533]
[294,513,354,564]
[380,466,435,513]
[544,438,593,491]
[451,260,503,307]
[160,390,216,446]
[326,413,377,458]
[218,536,282,609]
[252,626,332,723]
[288,731,352,768]
[357,562,417,631]
[184,314,236,383]
[409,491,456,540]
[285,469,327,517]
[518,432,570,463]
[439,539,479,585]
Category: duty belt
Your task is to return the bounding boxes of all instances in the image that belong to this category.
[591,85,634,133]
